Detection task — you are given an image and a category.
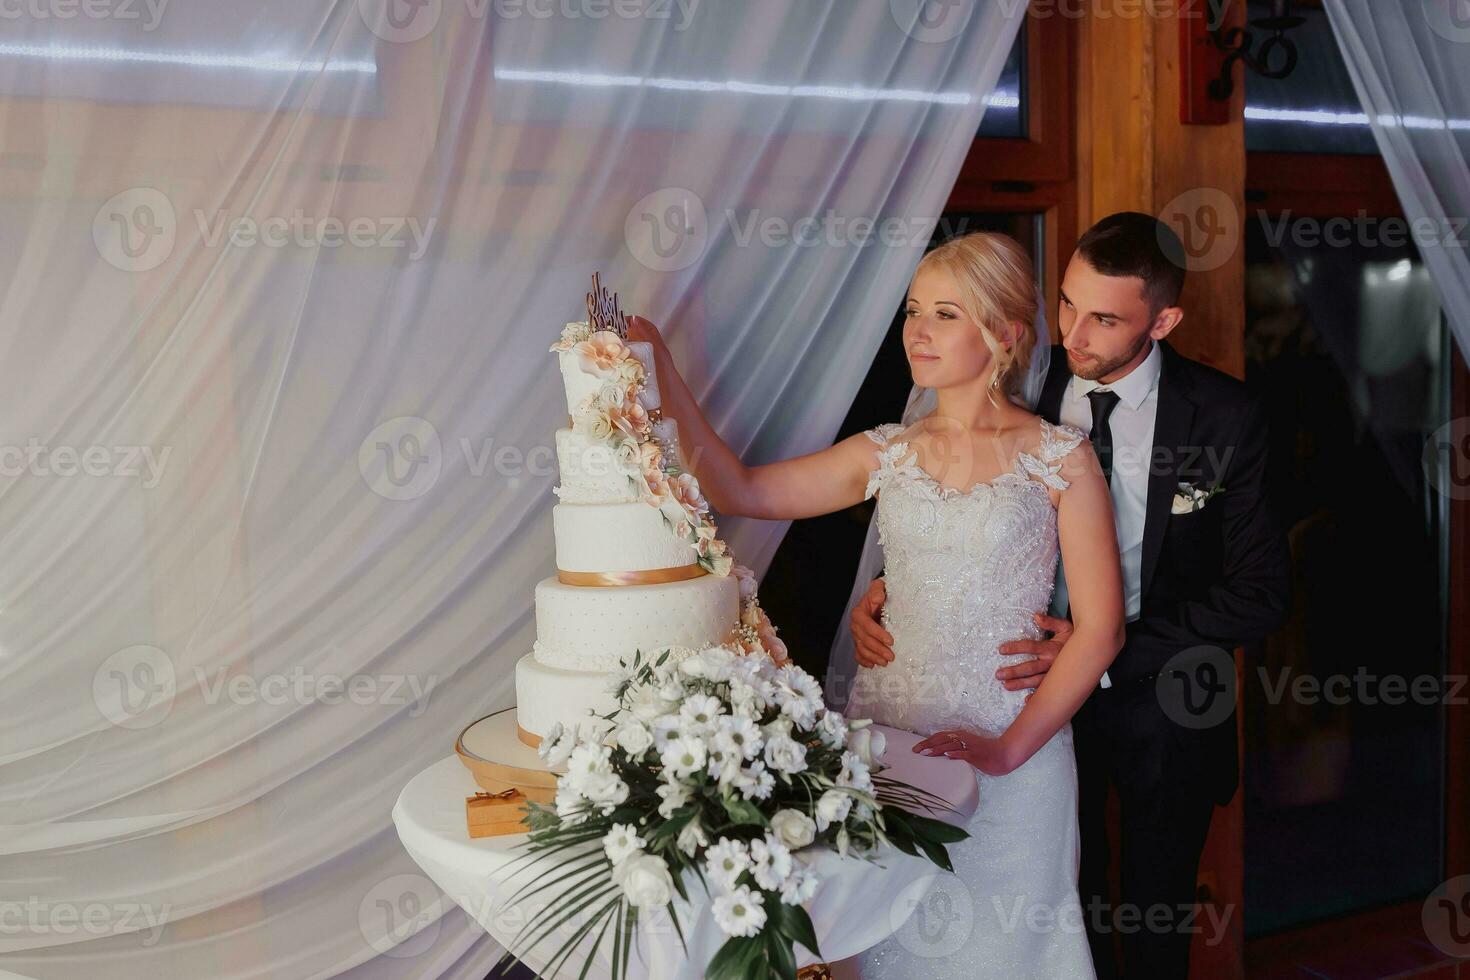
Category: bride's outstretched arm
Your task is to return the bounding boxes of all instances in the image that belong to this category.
[626,315,875,521]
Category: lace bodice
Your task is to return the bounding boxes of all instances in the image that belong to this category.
[847,418,1088,736]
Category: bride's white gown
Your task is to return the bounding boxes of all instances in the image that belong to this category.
[844,418,1096,980]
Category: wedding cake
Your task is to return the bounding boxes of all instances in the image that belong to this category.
[514,277,785,747]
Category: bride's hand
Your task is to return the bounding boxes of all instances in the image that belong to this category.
[912,729,1018,776]
[624,315,671,363]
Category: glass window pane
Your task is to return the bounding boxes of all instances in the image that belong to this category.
[1245,2,1380,155]
[977,29,1026,140]
[1243,216,1449,933]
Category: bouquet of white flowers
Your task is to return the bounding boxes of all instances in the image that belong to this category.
[495,645,968,980]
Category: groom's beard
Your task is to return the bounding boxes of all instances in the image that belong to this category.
[1066,331,1152,381]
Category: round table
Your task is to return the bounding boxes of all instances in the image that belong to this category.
[392,724,979,979]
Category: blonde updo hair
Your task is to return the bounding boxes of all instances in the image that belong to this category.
[914,232,1038,403]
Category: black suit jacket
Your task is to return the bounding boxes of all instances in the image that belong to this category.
[1038,340,1292,798]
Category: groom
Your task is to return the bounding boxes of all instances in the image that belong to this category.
[850,212,1292,979]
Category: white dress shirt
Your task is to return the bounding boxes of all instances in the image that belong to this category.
[1049,339,1162,688]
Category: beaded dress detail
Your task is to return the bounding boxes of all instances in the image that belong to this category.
[847,417,1096,980]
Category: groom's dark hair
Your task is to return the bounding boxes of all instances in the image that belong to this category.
[1076,211,1187,318]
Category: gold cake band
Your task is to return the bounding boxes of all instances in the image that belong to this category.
[556,564,707,587]
[517,723,542,749]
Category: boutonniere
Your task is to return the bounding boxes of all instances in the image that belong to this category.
[1172,481,1223,515]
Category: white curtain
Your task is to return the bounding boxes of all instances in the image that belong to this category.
[1323,0,1470,358]
[0,2,1026,977]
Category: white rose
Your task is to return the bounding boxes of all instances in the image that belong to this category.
[617,356,646,387]
[763,734,808,775]
[815,789,853,832]
[613,852,674,910]
[846,727,887,769]
[626,682,677,723]
[613,437,641,475]
[770,808,816,849]
[615,720,654,757]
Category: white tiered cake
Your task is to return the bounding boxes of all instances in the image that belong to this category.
[514,283,785,748]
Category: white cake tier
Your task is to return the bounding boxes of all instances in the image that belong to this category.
[552,428,640,504]
[552,500,697,573]
[514,652,617,743]
[532,572,739,672]
[558,339,661,416]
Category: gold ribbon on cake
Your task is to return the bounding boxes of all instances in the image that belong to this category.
[556,564,707,587]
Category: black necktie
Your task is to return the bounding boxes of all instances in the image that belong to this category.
[1087,389,1121,486]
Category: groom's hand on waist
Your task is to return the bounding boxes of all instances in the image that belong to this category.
[851,576,895,668]
[996,612,1073,691]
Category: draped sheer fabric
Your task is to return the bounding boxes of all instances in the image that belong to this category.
[1323,0,1470,359]
[0,2,1025,977]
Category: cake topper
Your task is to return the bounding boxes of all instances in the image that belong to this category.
[585,272,628,339]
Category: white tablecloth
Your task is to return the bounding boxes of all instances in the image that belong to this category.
[391,725,978,979]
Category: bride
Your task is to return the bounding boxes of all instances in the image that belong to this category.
[626,231,1124,977]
